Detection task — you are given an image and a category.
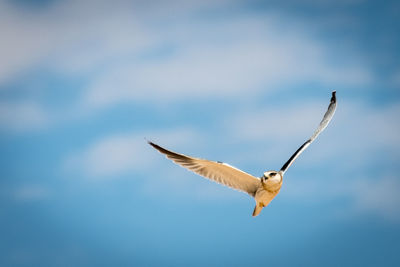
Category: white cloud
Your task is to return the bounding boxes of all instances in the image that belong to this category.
[0,0,154,83]
[0,101,49,132]
[0,2,50,83]
[0,0,241,84]
[0,0,372,108]
[352,175,400,221]
[65,134,153,177]
[283,174,400,222]
[81,15,372,109]
[63,127,202,177]
[225,99,400,167]
[227,101,326,142]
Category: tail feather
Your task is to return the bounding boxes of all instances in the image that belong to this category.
[252,202,264,217]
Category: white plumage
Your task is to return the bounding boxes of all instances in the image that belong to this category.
[149,91,337,216]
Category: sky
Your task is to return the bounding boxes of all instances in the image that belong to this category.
[0,0,400,266]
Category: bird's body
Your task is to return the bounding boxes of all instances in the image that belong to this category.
[148,91,337,216]
[253,171,283,216]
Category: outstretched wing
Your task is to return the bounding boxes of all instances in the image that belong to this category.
[148,142,261,196]
[280,91,337,174]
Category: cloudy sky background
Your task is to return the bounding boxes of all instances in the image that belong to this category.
[1,0,400,266]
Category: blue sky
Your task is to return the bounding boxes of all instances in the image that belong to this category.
[1,0,400,266]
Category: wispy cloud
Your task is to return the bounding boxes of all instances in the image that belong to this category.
[225,99,400,167]
[284,174,400,222]
[0,0,236,84]
[0,0,152,83]
[352,175,400,221]
[0,101,49,132]
[64,134,153,177]
[0,0,372,108]
[227,101,326,142]
[63,127,202,178]
[81,14,372,109]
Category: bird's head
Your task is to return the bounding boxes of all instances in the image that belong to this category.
[261,171,282,186]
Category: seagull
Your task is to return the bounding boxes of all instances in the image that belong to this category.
[148,91,337,216]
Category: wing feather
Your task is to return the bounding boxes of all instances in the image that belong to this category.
[148,142,261,196]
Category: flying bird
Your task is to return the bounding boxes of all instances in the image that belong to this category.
[148,91,337,216]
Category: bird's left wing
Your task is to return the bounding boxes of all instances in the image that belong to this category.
[148,142,261,196]
[280,91,337,174]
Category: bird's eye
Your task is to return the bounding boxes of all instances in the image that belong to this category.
[270,173,276,176]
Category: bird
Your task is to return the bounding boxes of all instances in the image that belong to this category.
[148,91,337,216]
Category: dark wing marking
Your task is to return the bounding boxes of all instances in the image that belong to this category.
[148,142,261,196]
[280,91,337,174]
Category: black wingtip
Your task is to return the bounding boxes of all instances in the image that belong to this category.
[147,140,169,155]
[146,140,156,147]
[331,91,336,103]
[145,138,157,148]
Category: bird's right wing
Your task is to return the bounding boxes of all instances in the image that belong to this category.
[148,142,261,197]
[280,91,337,174]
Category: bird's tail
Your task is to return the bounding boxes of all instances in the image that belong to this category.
[252,202,264,217]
